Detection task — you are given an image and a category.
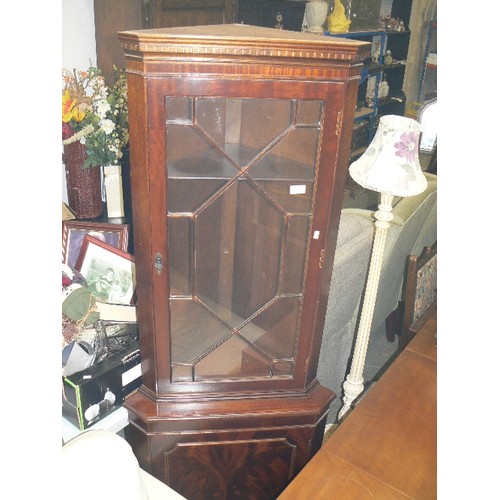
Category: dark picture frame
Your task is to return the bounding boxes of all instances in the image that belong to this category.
[75,235,135,305]
[62,220,129,269]
[401,243,437,348]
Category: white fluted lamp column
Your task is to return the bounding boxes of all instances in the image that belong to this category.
[338,115,428,420]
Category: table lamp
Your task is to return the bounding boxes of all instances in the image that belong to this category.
[338,115,428,420]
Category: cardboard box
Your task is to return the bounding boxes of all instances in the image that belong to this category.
[62,340,141,430]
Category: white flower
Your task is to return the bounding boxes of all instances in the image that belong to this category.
[100,118,116,135]
[95,98,111,118]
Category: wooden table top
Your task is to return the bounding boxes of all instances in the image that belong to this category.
[279,316,437,499]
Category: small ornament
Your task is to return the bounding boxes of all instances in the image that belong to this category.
[275,12,283,29]
[387,17,398,31]
[384,50,393,66]
[327,0,351,33]
[378,78,389,101]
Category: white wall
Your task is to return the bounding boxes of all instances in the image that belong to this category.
[62,0,97,202]
[62,0,97,69]
[2,2,92,468]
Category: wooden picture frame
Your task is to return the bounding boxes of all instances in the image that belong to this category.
[75,235,136,305]
[62,220,129,269]
[401,243,437,348]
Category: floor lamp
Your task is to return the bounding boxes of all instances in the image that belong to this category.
[338,115,428,420]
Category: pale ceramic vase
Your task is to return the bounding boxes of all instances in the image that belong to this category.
[305,0,329,34]
[104,164,125,218]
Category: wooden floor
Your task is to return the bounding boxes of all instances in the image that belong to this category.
[279,313,437,499]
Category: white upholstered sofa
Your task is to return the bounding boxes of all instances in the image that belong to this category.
[62,429,186,499]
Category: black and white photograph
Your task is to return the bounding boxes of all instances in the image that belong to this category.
[75,234,135,305]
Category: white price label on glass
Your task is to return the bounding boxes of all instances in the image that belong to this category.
[289,185,306,195]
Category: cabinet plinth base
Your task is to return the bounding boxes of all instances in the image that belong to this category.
[125,383,334,500]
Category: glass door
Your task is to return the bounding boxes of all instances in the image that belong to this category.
[166,96,324,384]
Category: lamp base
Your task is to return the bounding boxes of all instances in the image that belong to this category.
[338,373,364,419]
[338,193,395,420]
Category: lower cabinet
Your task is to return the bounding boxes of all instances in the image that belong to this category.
[125,385,332,499]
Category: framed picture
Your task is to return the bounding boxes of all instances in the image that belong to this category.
[75,235,136,305]
[62,221,129,269]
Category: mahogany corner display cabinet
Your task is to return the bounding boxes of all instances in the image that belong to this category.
[118,24,370,499]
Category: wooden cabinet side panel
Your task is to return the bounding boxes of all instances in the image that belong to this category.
[305,76,362,385]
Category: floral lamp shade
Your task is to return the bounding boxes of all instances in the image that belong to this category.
[349,115,428,197]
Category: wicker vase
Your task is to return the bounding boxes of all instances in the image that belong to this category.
[63,140,103,219]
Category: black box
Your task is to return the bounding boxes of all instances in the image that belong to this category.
[62,340,141,430]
